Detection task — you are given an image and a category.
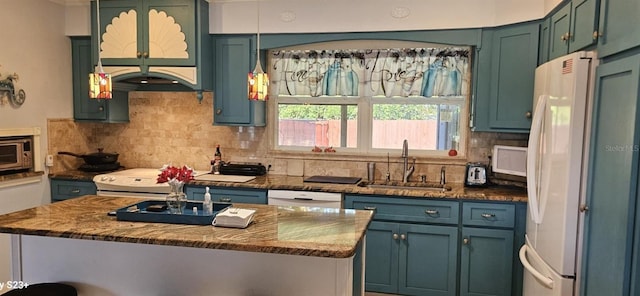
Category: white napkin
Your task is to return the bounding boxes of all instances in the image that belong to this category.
[213,208,256,228]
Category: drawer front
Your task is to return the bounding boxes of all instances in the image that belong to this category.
[462,202,515,228]
[185,186,267,204]
[51,180,96,201]
[349,196,459,225]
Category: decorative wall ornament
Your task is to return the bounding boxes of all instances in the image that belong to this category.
[0,71,26,107]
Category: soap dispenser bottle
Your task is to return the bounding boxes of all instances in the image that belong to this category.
[203,187,213,215]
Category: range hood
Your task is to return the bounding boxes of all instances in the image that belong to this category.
[107,69,213,102]
[113,75,200,92]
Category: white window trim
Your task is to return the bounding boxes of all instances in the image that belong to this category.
[267,41,471,160]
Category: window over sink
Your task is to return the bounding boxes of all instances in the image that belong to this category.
[268,40,470,157]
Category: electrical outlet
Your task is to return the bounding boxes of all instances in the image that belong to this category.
[45,154,54,167]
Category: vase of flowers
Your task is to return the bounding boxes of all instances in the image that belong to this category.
[157,165,194,214]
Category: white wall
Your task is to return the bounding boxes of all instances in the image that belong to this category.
[209,0,546,34]
[0,0,73,291]
[66,0,552,36]
[545,0,564,14]
[65,2,92,36]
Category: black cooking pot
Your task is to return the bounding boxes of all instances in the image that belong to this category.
[58,148,119,165]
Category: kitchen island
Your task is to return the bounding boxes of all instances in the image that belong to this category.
[0,196,373,295]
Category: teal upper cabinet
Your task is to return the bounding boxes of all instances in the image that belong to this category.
[570,0,600,52]
[596,0,640,58]
[71,37,129,122]
[539,18,551,65]
[549,4,572,60]
[548,0,600,61]
[95,0,196,67]
[92,0,211,90]
[212,35,266,126]
[473,22,539,133]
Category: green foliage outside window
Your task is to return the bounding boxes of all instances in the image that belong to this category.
[278,104,439,120]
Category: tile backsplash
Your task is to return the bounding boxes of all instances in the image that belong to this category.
[48,92,527,184]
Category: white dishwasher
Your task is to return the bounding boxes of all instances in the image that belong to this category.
[267,190,342,208]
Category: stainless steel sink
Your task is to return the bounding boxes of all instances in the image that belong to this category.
[357,181,452,192]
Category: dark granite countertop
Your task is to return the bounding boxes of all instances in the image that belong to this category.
[50,170,528,203]
[0,195,373,258]
[0,171,44,183]
[48,169,123,181]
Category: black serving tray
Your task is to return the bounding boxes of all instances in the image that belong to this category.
[115,200,232,225]
[303,175,362,184]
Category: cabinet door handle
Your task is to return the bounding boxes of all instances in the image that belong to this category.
[71,189,81,194]
[220,198,232,202]
[400,234,406,240]
[592,30,602,40]
[98,106,104,111]
[525,111,532,118]
[393,233,399,240]
[463,238,470,245]
[136,51,142,58]
[216,109,222,115]
[364,206,377,211]
[481,213,496,218]
[425,209,439,215]
[143,52,149,58]
[579,204,589,213]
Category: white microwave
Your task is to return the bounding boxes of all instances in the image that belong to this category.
[492,145,527,177]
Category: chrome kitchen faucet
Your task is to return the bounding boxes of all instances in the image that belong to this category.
[402,139,415,182]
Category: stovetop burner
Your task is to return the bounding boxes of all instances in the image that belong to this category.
[79,162,122,172]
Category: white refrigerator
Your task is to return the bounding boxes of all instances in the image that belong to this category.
[519,51,598,296]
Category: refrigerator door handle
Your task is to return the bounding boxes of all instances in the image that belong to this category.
[519,244,554,289]
[526,95,547,224]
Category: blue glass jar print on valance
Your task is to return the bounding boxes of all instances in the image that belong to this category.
[270,48,469,98]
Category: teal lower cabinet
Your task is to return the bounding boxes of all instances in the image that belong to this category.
[345,195,524,296]
[365,221,458,295]
[400,224,458,296]
[50,179,97,202]
[365,221,400,293]
[460,201,517,296]
[184,185,267,204]
[460,228,514,296]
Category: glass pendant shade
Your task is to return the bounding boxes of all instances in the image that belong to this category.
[248,69,269,101]
[89,72,112,99]
[90,0,112,100]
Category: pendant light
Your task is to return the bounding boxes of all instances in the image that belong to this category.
[89,0,112,99]
[247,0,269,101]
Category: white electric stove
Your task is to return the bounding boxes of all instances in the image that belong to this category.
[93,168,206,199]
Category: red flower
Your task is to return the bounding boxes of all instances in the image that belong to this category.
[157,165,194,184]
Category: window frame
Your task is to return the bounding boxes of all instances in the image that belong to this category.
[267,41,471,158]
